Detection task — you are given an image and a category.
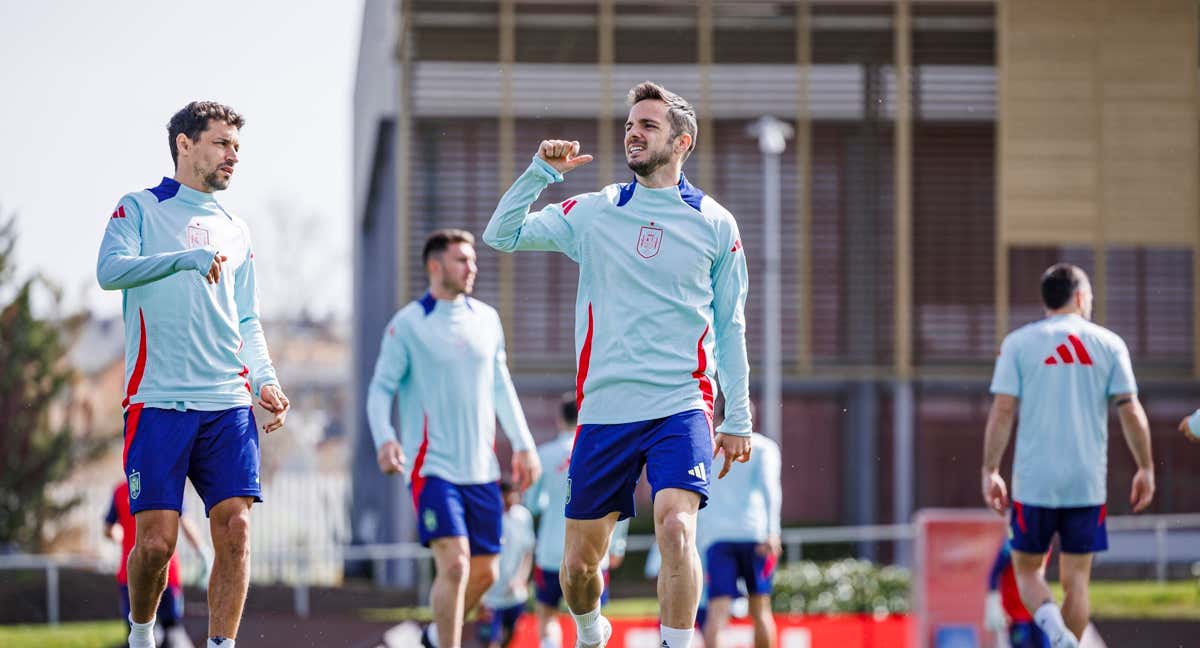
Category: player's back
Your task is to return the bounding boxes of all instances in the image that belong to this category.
[698,434,780,548]
[484,503,535,608]
[991,314,1137,507]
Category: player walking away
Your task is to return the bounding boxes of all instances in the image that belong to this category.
[97,101,290,648]
[525,392,630,648]
[106,481,212,648]
[981,263,1155,648]
[477,481,536,648]
[367,229,541,648]
[484,80,753,648]
[985,541,1050,648]
[698,403,781,648]
[1178,409,1200,443]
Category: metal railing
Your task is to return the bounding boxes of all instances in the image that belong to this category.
[6,512,1200,625]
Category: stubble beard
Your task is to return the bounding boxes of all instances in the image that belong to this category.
[626,145,673,178]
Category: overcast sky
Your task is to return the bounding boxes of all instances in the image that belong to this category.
[0,1,364,319]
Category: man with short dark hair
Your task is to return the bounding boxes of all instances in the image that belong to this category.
[981,263,1154,648]
[367,228,541,648]
[484,81,753,648]
[97,101,290,648]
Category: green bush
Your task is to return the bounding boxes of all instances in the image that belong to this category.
[771,559,910,616]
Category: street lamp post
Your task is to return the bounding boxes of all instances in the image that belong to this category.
[748,116,793,447]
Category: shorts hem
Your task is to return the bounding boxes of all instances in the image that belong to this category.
[128,501,183,515]
[202,490,263,517]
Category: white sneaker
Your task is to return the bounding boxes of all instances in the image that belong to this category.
[575,615,612,648]
[1051,631,1080,648]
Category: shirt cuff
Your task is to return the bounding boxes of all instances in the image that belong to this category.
[530,156,565,183]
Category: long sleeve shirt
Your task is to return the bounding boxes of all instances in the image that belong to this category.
[366,293,535,485]
[484,158,752,437]
[96,177,277,410]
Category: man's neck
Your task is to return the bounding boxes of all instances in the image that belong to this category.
[173,171,212,194]
[1046,307,1083,318]
[636,162,684,188]
[429,284,463,301]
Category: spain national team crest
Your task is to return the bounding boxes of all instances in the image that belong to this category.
[423,508,438,532]
[129,471,142,500]
[637,225,663,259]
[186,224,210,249]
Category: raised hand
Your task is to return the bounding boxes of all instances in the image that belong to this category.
[537,139,594,175]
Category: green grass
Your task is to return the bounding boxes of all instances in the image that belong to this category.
[1052,580,1200,620]
[0,620,127,648]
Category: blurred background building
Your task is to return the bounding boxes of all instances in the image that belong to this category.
[351,0,1200,579]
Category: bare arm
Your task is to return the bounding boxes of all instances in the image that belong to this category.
[981,394,1018,513]
[1115,393,1155,512]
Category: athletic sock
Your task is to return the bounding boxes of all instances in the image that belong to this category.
[1033,602,1071,642]
[660,624,695,648]
[127,615,155,648]
[572,606,603,645]
[207,638,236,647]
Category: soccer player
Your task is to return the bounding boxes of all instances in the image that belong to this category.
[1178,409,1200,443]
[106,481,211,648]
[985,541,1050,648]
[982,263,1155,648]
[484,81,753,648]
[367,229,541,648]
[97,101,290,648]
[698,416,781,648]
[477,481,536,648]
[525,392,629,648]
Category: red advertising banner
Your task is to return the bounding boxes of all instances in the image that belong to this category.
[506,613,911,648]
[912,508,1007,648]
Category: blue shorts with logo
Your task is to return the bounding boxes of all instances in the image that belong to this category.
[119,584,183,626]
[1010,621,1051,648]
[533,567,610,608]
[477,602,526,644]
[565,409,713,520]
[705,541,777,598]
[123,405,261,517]
[1010,501,1108,555]
[411,475,503,555]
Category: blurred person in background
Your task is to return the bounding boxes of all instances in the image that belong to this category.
[106,480,211,648]
[367,229,541,648]
[525,392,628,648]
[982,263,1154,648]
[698,401,781,648]
[985,540,1049,648]
[96,101,289,648]
[476,481,536,648]
[485,79,752,648]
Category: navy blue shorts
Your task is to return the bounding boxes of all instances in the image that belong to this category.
[1010,501,1108,555]
[705,541,777,598]
[411,475,503,555]
[477,602,525,644]
[1010,621,1051,648]
[119,584,183,627]
[565,409,713,520]
[533,567,610,608]
[123,405,261,517]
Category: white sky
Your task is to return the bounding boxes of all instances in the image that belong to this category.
[0,0,364,319]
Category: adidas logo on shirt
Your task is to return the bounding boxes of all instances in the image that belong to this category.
[687,462,707,481]
[1043,334,1094,366]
